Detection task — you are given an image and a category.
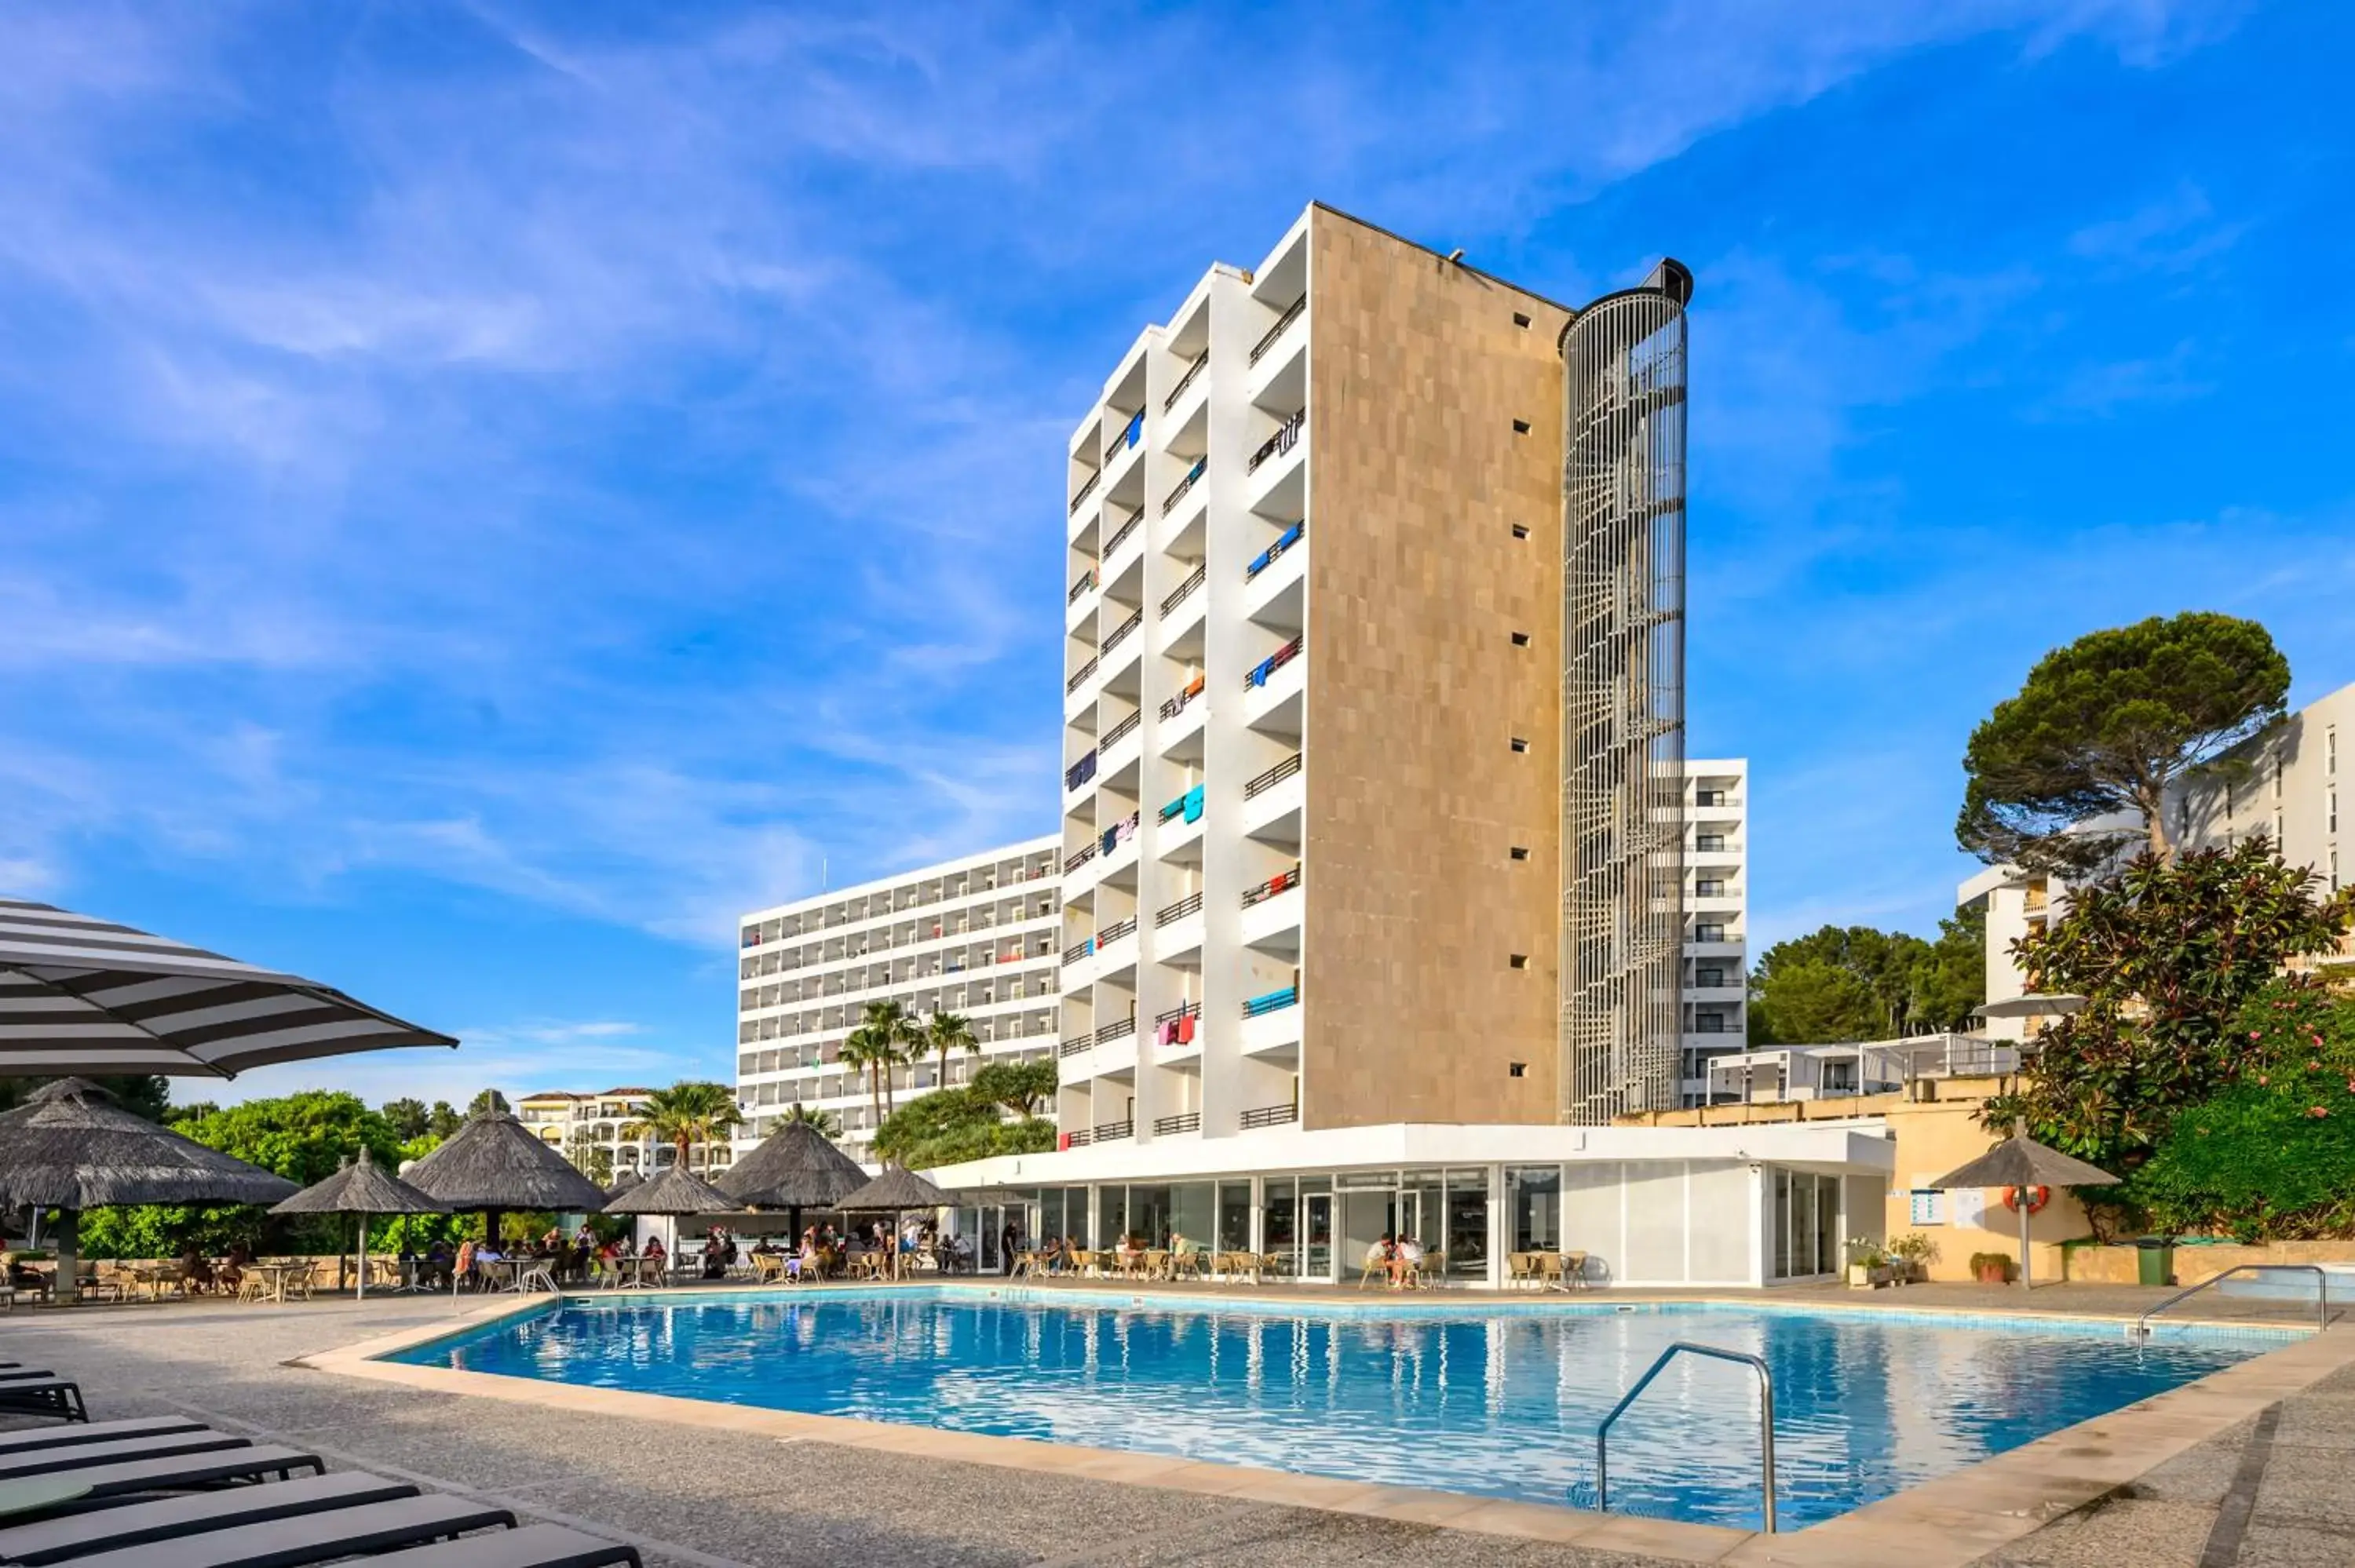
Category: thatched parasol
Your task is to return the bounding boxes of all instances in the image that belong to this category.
[604,1170,643,1202]
[601,1165,735,1216]
[0,899,456,1079]
[1927,1132,2118,1289]
[0,1078,298,1304]
[717,1121,867,1238]
[401,1107,607,1245]
[838,1166,951,1212]
[268,1147,448,1300]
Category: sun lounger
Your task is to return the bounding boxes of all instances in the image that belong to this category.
[36,1445,324,1498]
[0,1431,251,1481]
[0,1417,208,1457]
[363,1523,643,1567]
[0,1380,87,1424]
[0,1370,61,1384]
[53,1493,516,1568]
[0,1469,418,1565]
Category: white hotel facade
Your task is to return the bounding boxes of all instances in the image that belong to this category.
[921,207,1879,1289]
[735,838,1061,1167]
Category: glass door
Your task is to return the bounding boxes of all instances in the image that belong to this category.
[1303,1193,1334,1282]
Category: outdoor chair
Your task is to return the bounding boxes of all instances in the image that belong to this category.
[1506,1252,1538,1288]
[1560,1251,1590,1290]
[363,1522,644,1566]
[0,1416,208,1458]
[3,1443,326,1499]
[53,1491,520,1567]
[0,1469,421,1566]
[1356,1255,1387,1291]
[1412,1253,1444,1290]
[0,1430,254,1480]
[0,1374,88,1424]
[1142,1249,1170,1281]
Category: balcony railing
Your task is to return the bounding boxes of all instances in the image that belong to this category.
[1101,710,1141,749]
[1058,1036,1093,1059]
[1064,1127,1093,1147]
[1160,563,1207,618]
[1096,915,1138,945]
[1094,1016,1137,1045]
[1062,842,1098,874]
[1159,784,1203,825]
[1240,1102,1298,1129]
[1159,673,1206,722]
[1163,352,1208,411]
[1103,610,1144,655]
[1066,657,1098,695]
[1244,753,1302,800]
[1064,749,1097,792]
[1156,891,1204,926]
[1112,407,1144,453]
[1068,567,1097,605]
[1155,1001,1202,1025]
[1104,512,1142,559]
[1063,937,1096,965]
[1242,983,1300,1018]
[1162,457,1207,516]
[1246,520,1305,581]
[1153,1112,1202,1136]
[1068,468,1101,516]
[1244,634,1303,690]
[1242,864,1302,909]
[1250,296,1305,365]
[1091,1120,1135,1143]
[1247,410,1305,474]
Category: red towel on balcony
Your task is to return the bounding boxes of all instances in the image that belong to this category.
[1178,1013,1196,1045]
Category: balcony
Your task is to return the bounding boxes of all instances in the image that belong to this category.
[1159,563,1207,618]
[1103,511,1143,567]
[1242,983,1299,1018]
[1062,841,1097,875]
[1065,655,1099,697]
[1158,673,1206,724]
[1101,709,1141,750]
[1157,784,1204,828]
[1068,468,1101,517]
[1063,748,1098,795]
[1243,753,1302,802]
[1250,296,1305,366]
[1156,891,1204,927]
[1091,1120,1135,1143]
[1063,936,1096,965]
[1068,567,1097,606]
[1162,457,1207,517]
[1239,1101,1298,1130]
[1152,1111,1201,1136]
[1247,410,1305,476]
[1097,914,1138,946]
[1103,609,1144,657]
[1245,520,1305,582]
[1094,1015,1137,1046]
[1057,1035,1093,1059]
[1163,352,1207,413]
[1108,407,1144,460]
[1243,634,1303,692]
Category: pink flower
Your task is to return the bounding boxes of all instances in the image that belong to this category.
[2251,1030,2264,1040]
[2258,1075,2270,1086]
[2311,1107,2331,1119]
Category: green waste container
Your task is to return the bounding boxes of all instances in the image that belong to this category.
[2135,1238,2174,1287]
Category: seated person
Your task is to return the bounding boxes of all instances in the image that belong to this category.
[641,1235,667,1264]
[218,1242,254,1294]
[1393,1234,1425,1287]
[178,1245,217,1294]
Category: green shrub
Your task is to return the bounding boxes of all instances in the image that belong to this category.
[2128,979,2355,1240]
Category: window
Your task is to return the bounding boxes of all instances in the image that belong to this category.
[1511,524,1530,540]
[1694,922,1726,942]
[1511,418,1531,434]
[1696,833,1725,851]
[1509,846,1531,862]
[1508,954,1529,969]
[1695,789,1725,807]
[2330,727,2339,776]
[1510,631,1531,647]
[2331,790,2339,834]
[1508,1062,1528,1078]
[1509,737,1530,753]
[1695,967,1726,988]
[1512,312,1532,328]
[2275,757,2284,799]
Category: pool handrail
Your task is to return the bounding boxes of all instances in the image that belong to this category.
[2133,1263,2328,1338]
[1594,1340,1776,1533]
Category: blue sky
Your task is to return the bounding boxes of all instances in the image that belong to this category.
[4,2,2351,1108]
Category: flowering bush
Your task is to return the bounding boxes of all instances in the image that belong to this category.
[2128,979,2355,1240]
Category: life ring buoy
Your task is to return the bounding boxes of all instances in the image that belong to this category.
[2003,1185,2050,1215]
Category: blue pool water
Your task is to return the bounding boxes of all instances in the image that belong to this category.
[392,1289,2278,1530]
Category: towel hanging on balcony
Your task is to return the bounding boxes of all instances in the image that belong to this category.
[1183,785,1205,824]
[1178,1012,1196,1045]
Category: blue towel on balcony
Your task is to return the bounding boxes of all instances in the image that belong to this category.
[1183,785,1204,824]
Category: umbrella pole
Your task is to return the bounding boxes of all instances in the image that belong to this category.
[356,1212,367,1302]
[53,1209,79,1307]
[2018,1197,2031,1290]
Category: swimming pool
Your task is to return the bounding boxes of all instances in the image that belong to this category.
[391,1289,2282,1530]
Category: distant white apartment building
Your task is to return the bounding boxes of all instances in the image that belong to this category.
[734,838,1061,1166]
[514,1086,736,1179]
[1678,759,1749,1101]
[1966,678,2354,1034]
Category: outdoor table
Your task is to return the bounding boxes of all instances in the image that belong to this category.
[0,1477,92,1519]
[246,1260,307,1304]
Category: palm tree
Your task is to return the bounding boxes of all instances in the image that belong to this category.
[839,1025,896,1131]
[856,1000,921,1114]
[780,1101,841,1138]
[622,1081,745,1172]
[921,1010,980,1091]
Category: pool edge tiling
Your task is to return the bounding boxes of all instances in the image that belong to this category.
[303,1288,2355,1568]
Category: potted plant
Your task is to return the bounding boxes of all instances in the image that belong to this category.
[1842,1238,1886,1289]
[1970,1251,2014,1285]
[1889,1232,1940,1285]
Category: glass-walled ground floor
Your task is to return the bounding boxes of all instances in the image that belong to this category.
[972,1158,1876,1289]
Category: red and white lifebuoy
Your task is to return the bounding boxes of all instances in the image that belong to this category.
[2003,1185,2050,1214]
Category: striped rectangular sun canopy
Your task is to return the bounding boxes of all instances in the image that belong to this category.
[0,899,458,1078]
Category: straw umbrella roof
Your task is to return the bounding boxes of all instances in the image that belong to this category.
[604,1171,644,1202]
[0,1078,298,1210]
[717,1121,867,1210]
[268,1147,450,1217]
[601,1163,736,1216]
[0,899,456,1079]
[401,1108,608,1212]
[838,1166,951,1212]
[1928,1132,2119,1192]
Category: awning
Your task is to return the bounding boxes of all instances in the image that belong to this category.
[0,899,458,1078]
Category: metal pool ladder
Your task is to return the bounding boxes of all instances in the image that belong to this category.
[2133,1264,2329,1339]
[1594,1341,1777,1533]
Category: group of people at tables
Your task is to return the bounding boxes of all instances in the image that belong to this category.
[747,1220,976,1282]
[1010,1227,1221,1278]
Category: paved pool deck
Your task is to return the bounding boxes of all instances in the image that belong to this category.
[0,1282,2348,1567]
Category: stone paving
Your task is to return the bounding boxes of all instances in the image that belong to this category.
[0,1284,2342,1566]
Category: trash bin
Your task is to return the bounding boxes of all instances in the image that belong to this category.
[2136,1238,2174,1287]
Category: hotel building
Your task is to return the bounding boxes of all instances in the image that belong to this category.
[929,206,1885,1288]
[734,838,1061,1167]
[514,1087,734,1180]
